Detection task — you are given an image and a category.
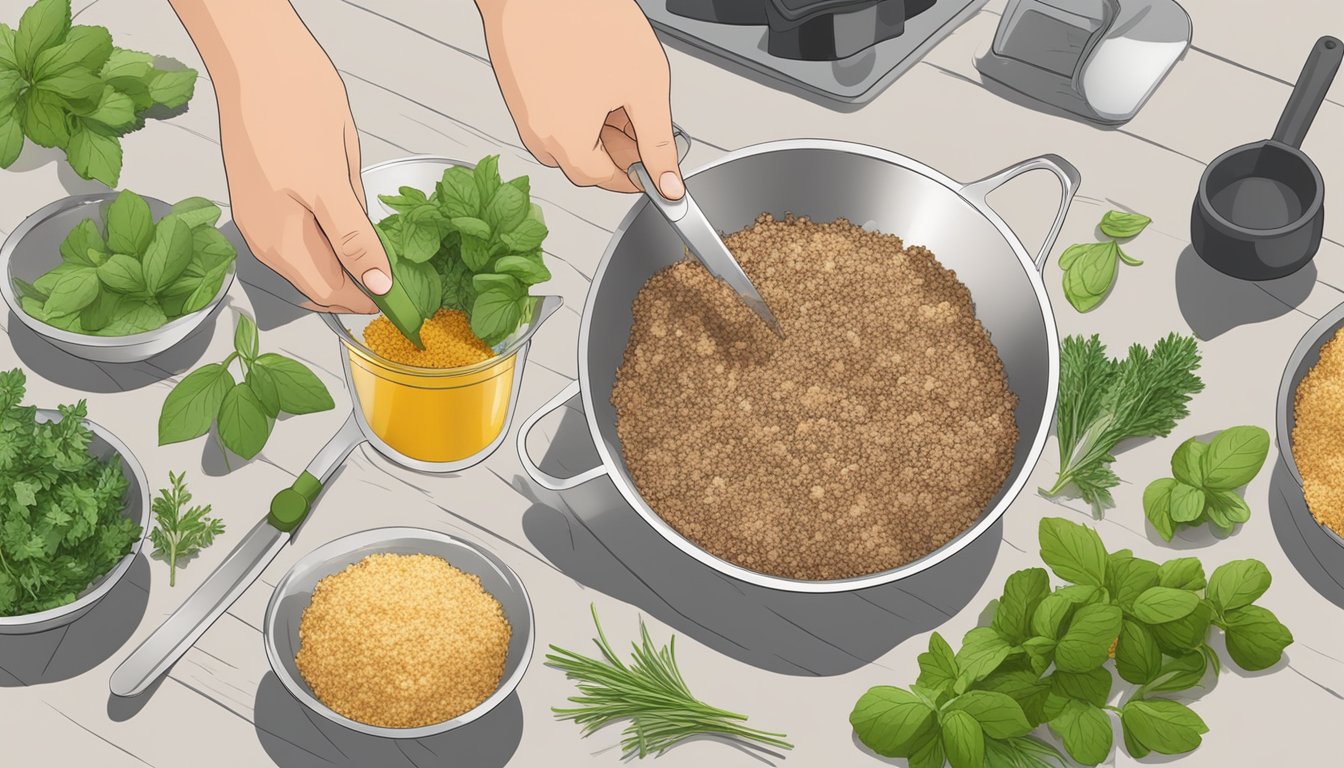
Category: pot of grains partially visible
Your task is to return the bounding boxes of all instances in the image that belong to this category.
[518,138,1080,592]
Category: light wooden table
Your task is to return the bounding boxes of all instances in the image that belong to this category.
[2,1,1343,766]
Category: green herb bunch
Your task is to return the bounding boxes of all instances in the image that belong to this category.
[0,368,142,616]
[548,605,794,759]
[149,470,223,587]
[850,517,1293,768]
[15,190,235,335]
[158,311,334,466]
[1144,426,1270,541]
[375,155,551,346]
[0,0,198,185]
[1042,333,1204,509]
[1060,210,1151,312]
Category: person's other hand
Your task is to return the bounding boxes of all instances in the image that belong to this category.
[476,0,683,199]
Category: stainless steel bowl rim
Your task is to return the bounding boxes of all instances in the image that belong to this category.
[262,526,535,738]
[0,410,150,630]
[0,192,236,350]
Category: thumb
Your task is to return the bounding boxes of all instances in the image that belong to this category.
[626,99,683,201]
[313,187,393,296]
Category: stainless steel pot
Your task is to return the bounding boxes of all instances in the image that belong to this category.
[517,139,1079,592]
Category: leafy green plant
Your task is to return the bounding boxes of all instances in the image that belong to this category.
[0,0,198,185]
[148,470,223,587]
[0,367,142,616]
[1042,333,1204,509]
[14,190,234,335]
[1060,210,1151,312]
[158,311,334,466]
[1143,426,1270,540]
[547,605,793,759]
[850,517,1293,767]
[374,155,551,346]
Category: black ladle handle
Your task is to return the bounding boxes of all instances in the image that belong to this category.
[1273,36,1343,148]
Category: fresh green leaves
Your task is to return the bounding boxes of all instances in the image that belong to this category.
[17,190,234,335]
[148,471,223,587]
[0,0,198,184]
[158,311,333,464]
[374,156,550,348]
[1043,333,1204,509]
[0,367,142,616]
[849,517,1292,767]
[1143,426,1270,539]
[1058,209,1150,312]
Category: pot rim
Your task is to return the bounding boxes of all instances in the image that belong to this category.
[1195,139,1325,239]
[575,138,1062,593]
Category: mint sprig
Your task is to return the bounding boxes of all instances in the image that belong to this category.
[1143,426,1270,540]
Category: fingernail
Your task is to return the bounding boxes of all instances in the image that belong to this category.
[362,268,392,294]
[658,171,684,200]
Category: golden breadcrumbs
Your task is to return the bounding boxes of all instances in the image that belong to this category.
[1293,326,1344,537]
[295,552,511,728]
[363,308,494,368]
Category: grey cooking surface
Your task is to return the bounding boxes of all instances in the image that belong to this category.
[637,0,989,103]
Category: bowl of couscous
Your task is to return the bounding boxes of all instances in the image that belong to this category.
[263,527,534,738]
[1278,302,1344,549]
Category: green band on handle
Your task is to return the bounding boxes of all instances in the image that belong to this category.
[268,471,322,532]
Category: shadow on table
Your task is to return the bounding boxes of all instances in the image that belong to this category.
[515,402,1001,677]
[253,672,523,768]
[1174,246,1317,340]
[1268,459,1344,610]
[219,221,310,331]
[0,554,149,686]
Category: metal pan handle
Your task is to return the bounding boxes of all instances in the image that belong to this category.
[960,154,1082,271]
[516,380,608,491]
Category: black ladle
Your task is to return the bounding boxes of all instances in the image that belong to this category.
[1192,36,1342,281]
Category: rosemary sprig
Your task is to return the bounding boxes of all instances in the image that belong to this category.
[547,605,794,759]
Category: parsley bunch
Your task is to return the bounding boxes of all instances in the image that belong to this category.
[0,0,198,186]
[15,190,235,335]
[375,155,551,346]
[850,517,1293,768]
[149,471,223,587]
[0,368,142,616]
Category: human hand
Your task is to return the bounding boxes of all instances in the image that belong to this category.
[476,0,684,199]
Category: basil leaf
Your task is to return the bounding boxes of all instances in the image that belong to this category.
[505,174,530,198]
[915,632,959,694]
[947,690,1033,739]
[83,85,137,130]
[64,123,122,186]
[1038,517,1107,586]
[32,24,109,79]
[1144,650,1207,694]
[190,225,237,273]
[1133,587,1201,624]
[451,216,491,241]
[1169,437,1206,487]
[1150,600,1214,654]
[500,218,547,252]
[471,287,524,346]
[379,188,425,215]
[1114,619,1161,684]
[21,87,69,147]
[254,353,334,415]
[1049,667,1111,708]
[1055,584,1102,605]
[848,686,936,758]
[991,568,1049,645]
[1206,490,1252,527]
[940,709,985,768]
[1157,558,1206,591]
[1030,593,1075,639]
[217,382,272,460]
[473,154,501,204]
[402,204,451,263]
[1055,603,1121,672]
[1062,241,1118,313]
[909,735,945,768]
[158,363,234,444]
[460,234,490,271]
[1122,719,1150,759]
[483,182,528,234]
[1058,242,1090,270]
[1200,426,1269,490]
[147,68,196,109]
[1222,605,1293,671]
[0,110,24,167]
[955,627,1016,685]
[141,216,193,295]
[15,0,70,73]
[233,312,258,363]
[182,262,228,314]
[974,669,1051,726]
[60,218,105,265]
[96,253,143,293]
[1120,699,1207,755]
[79,289,120,332]
[1099,210,1152,239]
[0,23,15,71]
[246,365,280,418]
[1167,482,1205,523]
[438,166,481,219]
[105,190,155,258]
[1207,559,1272,613]
[168,197,222,230]
[494,253,551,285]
[1143,478,1178,541]
[43,265,99,316]
[1106,554,1159,611]
[1049,699,1113,766]
[99,297,165,335]
[36,67,101,103]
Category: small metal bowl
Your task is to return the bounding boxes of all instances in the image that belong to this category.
[263,527,534,739]
[0,193,235,363]
[0,410,151,634]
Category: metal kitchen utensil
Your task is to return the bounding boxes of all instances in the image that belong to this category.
[519,140,1079,593]
[0,411,150,635]
[1192,36,1342,281]
[976,0,1192,125]
[0,193,235,363]
[263,527,534,738]
[627,130,783,336]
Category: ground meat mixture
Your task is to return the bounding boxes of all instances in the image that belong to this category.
[1293,326,1344,538]
[611,214,1018,581]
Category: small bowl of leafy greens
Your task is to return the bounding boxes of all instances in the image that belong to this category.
[0,190,236,363]
[0,368,151,634]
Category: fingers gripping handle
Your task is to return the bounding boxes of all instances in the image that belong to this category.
[960,154,1081,271]
[516,380,607,491]
[626,125,693,206]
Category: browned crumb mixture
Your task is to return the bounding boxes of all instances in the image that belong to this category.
[611,214,1019,581]
[1293,326,1344,537]
[295,553,511,728]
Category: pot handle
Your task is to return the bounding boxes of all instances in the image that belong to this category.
[516,380,609,491]
[960,154,1081,271]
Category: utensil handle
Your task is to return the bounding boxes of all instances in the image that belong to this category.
[1273,36,1343,149]
[268,413,364,532]
[625,125,694,208]
[960,154,1082,271]
[516,380,608,491]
